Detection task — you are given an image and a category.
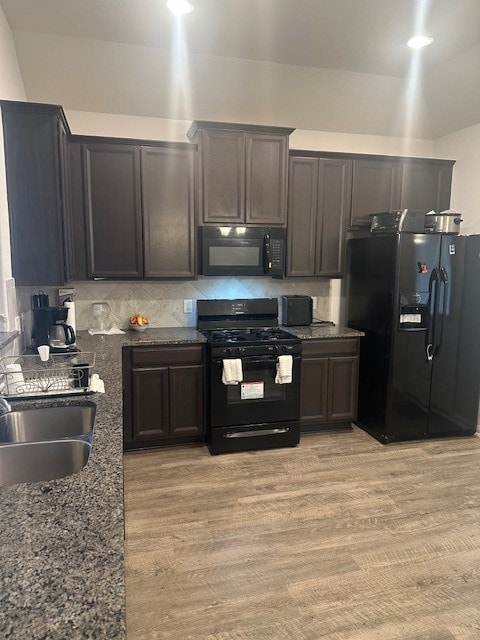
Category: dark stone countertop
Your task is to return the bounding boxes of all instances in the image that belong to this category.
[115,326,206,346]
[0,332,126,639]
[0,327,206,639]
[283,324,365,340]
[0,331,19,352]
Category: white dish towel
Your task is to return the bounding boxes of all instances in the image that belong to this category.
[222,359,243,385]
[275,355,293,384]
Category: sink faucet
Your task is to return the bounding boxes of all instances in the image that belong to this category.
[0,397,11,415]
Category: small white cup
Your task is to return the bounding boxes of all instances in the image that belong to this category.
[37,345,50,362]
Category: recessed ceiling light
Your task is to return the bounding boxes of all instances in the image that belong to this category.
[407,35,434,49]
[166,0,194,16]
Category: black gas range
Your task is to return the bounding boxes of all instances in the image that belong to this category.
[198,298,301,455]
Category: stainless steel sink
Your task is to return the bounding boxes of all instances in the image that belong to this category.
[0,402,96,487]
[0,403,96,443]
[0,438,92,487]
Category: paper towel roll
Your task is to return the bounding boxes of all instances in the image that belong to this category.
[64,301,76,335]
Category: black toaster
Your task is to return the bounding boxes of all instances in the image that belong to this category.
[281,295,313,326]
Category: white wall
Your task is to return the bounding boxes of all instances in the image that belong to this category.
[15,30,433,140]
[0,6,26,332]
[434,122,480,234]
[66,109,436,158]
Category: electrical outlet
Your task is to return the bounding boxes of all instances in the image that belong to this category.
[312,297,318,310]
[183,299,193,314]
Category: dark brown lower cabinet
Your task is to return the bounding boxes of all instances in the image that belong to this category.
[123,345,205,449]
[300,338,359,431]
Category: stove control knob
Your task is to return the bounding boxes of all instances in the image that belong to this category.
[238,347,246,354]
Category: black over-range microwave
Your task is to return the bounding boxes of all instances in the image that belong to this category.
[199,226,286,277]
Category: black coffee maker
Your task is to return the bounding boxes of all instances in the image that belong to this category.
[32,307,77,353]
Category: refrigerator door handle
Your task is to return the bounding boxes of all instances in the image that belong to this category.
[425,267,439,363]
[434,267,449,357]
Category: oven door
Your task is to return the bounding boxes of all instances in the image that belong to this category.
[210,355,301,427]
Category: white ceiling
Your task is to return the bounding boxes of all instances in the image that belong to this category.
[2,0,480,138]
[3,0,480,77]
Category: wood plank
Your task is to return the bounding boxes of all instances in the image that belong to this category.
[124,428,480,639]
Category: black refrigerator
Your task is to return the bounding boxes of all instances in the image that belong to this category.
[347,233,480,443]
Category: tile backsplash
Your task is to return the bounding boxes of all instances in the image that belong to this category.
[17,277,331,331]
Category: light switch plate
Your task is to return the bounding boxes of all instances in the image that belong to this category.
[183,299,193,314]
[312,297,318,310]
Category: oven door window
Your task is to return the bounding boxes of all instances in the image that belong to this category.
[210,357,300,427]
[226,364,285,404]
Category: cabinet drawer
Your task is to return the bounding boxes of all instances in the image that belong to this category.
[302,338,358,357]
[130,345,204,366]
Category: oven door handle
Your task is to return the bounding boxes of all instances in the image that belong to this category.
[212,355,299,365]
[224,427,290,438]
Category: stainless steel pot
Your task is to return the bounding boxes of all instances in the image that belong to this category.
[426,211,463,234]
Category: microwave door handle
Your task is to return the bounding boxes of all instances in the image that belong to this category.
[263,234,271,274]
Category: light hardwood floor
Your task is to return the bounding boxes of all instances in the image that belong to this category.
[124,428,480,639]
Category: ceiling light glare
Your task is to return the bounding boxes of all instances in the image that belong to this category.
[167,0,194,16]
[407,35,434,49]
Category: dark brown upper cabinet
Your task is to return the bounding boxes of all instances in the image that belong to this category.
[1,101,74,286]
[245,132,289,225]
[74,139,196,279]
[287,156,351,278]
[316,159,352,277]
[196,128,245,223]
[287,157,318,277]
[83,143,143,278]
[400,160,453,212]
[141,146,195,278]
[187,121,294,226]
[350,159,402,228]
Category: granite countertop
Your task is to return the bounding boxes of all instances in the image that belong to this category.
[0,331,19,352]
[284,324,365,340]
[0,327,206,638]
[0,332,126,639]
[117,326,206,346]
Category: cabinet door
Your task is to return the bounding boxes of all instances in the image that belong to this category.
[287,157,318,276]
[245,133,288,225]
[316,159,352,277]
[350,159,402,227]
[300,357,329,426]
[169,365,204,437]
[2,108,67,286]
[327,356,358,421]
[131,367,169,439]
[58,117,74,282]
[400,161,453,212]
[142,147,196,278]
[200,129,245,223]
[83,143,143,278]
